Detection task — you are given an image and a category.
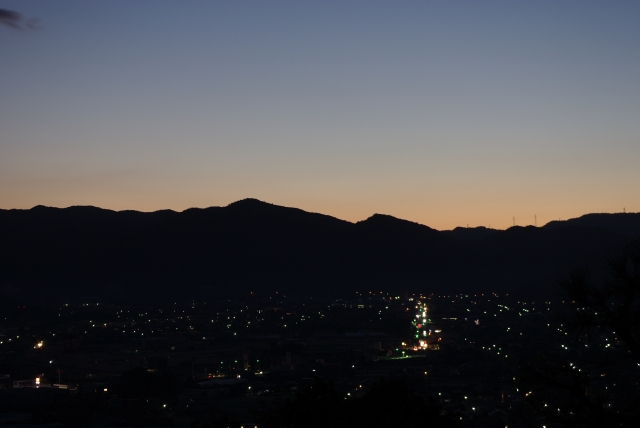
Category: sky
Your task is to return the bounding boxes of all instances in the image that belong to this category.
[1,1,639,230]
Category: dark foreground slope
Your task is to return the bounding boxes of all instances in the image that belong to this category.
[0,200,638,301]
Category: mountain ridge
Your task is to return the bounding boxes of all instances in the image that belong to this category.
[1,200,638,302]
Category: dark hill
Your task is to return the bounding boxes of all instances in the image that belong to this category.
[0,201,639,302]
[543,212,640,237]
[441,226,499,242]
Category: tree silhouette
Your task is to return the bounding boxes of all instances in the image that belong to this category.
[511,240,640,427]
[563,239,640,363]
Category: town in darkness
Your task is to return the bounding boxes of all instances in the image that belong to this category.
[1,201,640,428]
[2,2,640,427]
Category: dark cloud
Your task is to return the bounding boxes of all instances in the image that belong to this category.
[0,8,40,30]
[0,8,21,29]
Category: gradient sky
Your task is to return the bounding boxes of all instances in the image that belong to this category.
[2,1,639,230]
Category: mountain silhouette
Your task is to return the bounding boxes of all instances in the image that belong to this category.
[441,226,499,242]
[1,200,638,302]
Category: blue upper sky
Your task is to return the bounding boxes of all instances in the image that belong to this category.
[1,0,639,229]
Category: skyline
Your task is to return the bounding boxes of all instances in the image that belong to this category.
[2,1,639,230]
[1,197,633,232]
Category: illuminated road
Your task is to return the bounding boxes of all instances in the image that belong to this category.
[413,299,430,349]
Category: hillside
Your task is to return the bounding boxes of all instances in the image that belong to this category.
[1,200,638,301]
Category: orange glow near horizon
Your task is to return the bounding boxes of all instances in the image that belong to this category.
[0,189,635,231]
[2,3,639,231]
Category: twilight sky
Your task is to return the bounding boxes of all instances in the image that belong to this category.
[1,1,639,230]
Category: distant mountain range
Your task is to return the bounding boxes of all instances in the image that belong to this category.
[1,199,638,302]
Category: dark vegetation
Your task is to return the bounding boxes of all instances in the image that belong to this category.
[512,239,640,427]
